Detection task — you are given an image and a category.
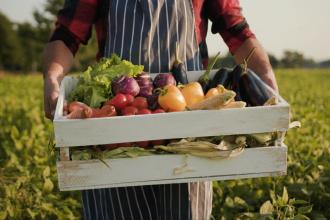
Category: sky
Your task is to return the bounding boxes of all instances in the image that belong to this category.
[1,0,329,61]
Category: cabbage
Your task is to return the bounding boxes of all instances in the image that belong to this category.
[68,54,144,108]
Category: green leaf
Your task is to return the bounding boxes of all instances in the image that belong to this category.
[6,205,14,217]
[260,200,274,214]
[293,214,310,220]
[43,178,54,193]
[290,199,309,205]
[298,205,313,214]
[282,186,289,204]
[43,166,50,178]
[0,211,7,220]
[234,196,248,208]
[26,208,37,219]
[225,196,234,208]
[10,125,19,140]
[270,190,276,204]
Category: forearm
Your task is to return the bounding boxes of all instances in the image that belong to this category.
[233,38,278,92]
[42,40,74,81]
[42,40,74,119]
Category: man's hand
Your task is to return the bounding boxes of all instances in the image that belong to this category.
[42,41,74,120]
[234,38,279,92]
[43,73,63,120]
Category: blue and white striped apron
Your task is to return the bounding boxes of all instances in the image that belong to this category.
[82,0,212,219]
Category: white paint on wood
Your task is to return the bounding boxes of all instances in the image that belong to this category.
[54,105,289,147]
[57,145,287,191]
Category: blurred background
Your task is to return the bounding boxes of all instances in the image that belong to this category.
[1,0,330,73]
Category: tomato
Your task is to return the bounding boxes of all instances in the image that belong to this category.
[132,96,148,109]
[180,82,204,108]
[135,141,150,148]
[125,94,135,105]
[137,108,152,115]
[121,106,138,115]
[105,94,128,110]
[158,85,186,112]
[152,109,166,114]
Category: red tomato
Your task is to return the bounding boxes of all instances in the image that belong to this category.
[121,106,138,116]
[125,94,135,105]
[137,108,152,115]
[152,109,166,114]
[106,94,127,110]
[135,141,150,148]
[132,97,148,109]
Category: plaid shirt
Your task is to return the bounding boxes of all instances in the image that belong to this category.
[50,0,255,61]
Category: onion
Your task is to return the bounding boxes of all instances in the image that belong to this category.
[135,72,154,97]
[139,85,154,97]
[112,76,140,97]
[153,73,176,89]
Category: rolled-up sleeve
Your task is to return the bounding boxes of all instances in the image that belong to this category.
[49,0,99,55]
[202,0,255,54]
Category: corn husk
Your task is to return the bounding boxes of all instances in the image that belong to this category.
[188,90,236,110]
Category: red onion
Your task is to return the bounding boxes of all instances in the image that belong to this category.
[153,73,176,88]
[112,76,140,97]
[135,72,154,97]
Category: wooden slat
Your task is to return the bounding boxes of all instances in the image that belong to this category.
[57,145,287,191]
[59,147,70,161]
[54,105,289,147]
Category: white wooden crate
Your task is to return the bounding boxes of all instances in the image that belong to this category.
[54,70,290,191]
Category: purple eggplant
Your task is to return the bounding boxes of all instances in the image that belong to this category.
[209,68,232,89]
[171,43,188,84]
[239,69,272,106]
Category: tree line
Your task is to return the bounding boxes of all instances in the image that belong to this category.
[0,0,97,73]
[0,0,329,73]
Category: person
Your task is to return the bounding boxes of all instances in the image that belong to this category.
[43,0,278,219]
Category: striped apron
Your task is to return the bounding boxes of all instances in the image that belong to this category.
[82,0,212,219]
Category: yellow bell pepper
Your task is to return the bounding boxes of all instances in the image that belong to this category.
[180,82,205,108]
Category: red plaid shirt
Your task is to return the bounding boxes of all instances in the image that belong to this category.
[50,0,255,61]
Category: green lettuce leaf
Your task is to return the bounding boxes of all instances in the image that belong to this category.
[68,54,144,108]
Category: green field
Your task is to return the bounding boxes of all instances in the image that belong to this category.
[0,69,329,219]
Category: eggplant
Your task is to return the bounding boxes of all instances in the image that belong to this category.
[239,69,272,106]
[198,52,221,93]
[171,43,188,84]
[209,68,231,89]
[229,64,245,101]
[230,65,244,90]
[230,47,258,102]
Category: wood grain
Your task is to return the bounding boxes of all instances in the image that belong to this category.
[57,145,287,191]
